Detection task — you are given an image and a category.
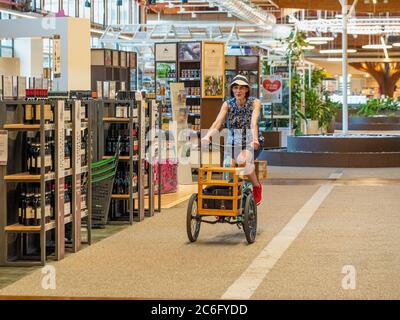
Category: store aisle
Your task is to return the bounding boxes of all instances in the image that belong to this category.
[1,167,400,299]
[0,184,320,298]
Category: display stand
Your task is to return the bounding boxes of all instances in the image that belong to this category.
[0,98,91,266]
[97,97,152,223]
[91,49,137,93]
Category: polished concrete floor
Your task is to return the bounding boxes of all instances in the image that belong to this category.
[0,166,400,299]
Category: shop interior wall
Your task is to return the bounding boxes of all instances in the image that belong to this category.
[0,57,20,76]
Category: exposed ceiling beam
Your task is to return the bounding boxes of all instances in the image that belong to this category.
[254,0,400,13]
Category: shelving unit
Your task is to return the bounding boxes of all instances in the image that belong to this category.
[224,55,260,101]
[0,99,92,266]
[155,43,178,124]
[91,49,137,93]
[97,97,154,223]
[176,42,202,135]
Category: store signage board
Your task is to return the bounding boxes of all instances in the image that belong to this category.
[225,56,237,70]
[156,43,177,62]
[170,82,187,125]
[178,42,201,61]
[202,41,225,99]
[18,76,26,99]
[74,100,82,247]
[53,35,61,77]
[56,100,65,258]
[3,76,12,99]
[262,76,283,104]
[0,130,8,165]
[129,52,137,68]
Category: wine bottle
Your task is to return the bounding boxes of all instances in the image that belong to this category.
[24,104,34,124]
[34,192,41,226]
[25,189,35,226]
[19,187,26,225]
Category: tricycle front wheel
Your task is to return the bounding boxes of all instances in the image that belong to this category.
[187,194,201,242]
[243,193,257,244]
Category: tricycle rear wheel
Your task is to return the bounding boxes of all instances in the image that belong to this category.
[187,194,201,242]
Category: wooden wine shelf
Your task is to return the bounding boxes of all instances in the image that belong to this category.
[111,193,138,199]
[3,123,56,131]
[103,117,137,123]
[5,222,56,233]
[4,172,55,182]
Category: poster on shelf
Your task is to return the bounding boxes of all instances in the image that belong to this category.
[18,76,26,99]
[202,41,225,99]
[2,76,12,99]
[105,49,112,66]
[178,42,201,61]
[170,82,187,125]
[262,76,283,104]
[225,56,237,70]
[155,43,177,61]
[129,52,136,68]
[120,51,127,67]
[0,130,8,165]
[53,35,61,77]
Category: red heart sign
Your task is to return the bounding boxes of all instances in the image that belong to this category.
[263,79,282,93]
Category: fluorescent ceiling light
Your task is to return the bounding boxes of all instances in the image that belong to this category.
[393,43,400,47]
[362,44,392,49]
[320,49,357,54]
[306,41,328,45]
[240,28,256,33]
[327,58,342,62]
[306,37,334,42]
[304,45,315,50]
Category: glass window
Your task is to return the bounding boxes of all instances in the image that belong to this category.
[79,0,91,19]
[107,0,117,25]
[32,0,42,11]
[43,38,53,69]
[0,48,13,57]
[63,0,76,16]
[93,0,105,24]
[44,0,59,12]
[120,0,129,25]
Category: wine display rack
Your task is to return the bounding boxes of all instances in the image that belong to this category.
[97,97,157,223]
[0,98,92,266]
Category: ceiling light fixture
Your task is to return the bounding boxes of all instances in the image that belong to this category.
[393,43,400,47]
[320,49,357,53]
[305,41,328,45]
[306,36,335,42]
[362,44,392,49]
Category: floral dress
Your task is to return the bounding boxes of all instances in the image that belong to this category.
[224,97,263,160]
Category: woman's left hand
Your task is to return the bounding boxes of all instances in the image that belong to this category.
[251,140,260,150]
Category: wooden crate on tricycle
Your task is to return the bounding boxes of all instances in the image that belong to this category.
[197,166,244,217]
